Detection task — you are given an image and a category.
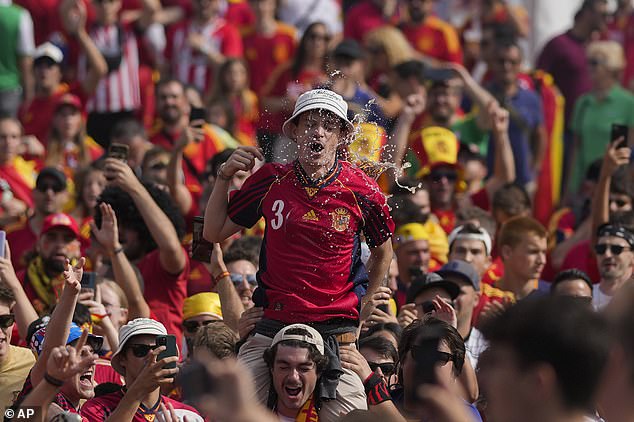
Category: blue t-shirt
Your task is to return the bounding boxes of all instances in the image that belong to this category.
[345,87,388,128]
[486,84,544,186]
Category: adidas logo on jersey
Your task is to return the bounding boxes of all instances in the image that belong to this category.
[302,210,319,221]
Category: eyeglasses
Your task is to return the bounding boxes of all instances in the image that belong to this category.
[182,319,219,334]
[229,273,257,287]
[368,362,395,376]
[411,347,455,367]
[429,170,457,183]
[0,314,15,329]
[36,181,64,193]
[595,244,632,256]
[128,343,158,358]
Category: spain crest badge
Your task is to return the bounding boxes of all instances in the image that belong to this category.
[330,208,350,232]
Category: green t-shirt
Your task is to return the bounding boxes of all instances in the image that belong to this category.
[571,85,634,191]
[452,113,490,156]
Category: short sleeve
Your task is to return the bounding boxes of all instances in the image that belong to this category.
[16,8,35,56]
[221,24,244,57]
[227,164,278,228]
[355,182,394,248]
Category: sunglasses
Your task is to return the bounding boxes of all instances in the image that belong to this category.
[128,343,158,358]
[0,314,15,329]
[429,171,457,183]
[182,319,219,334]
[595,244,631,256]
[230,273,257,287]
[36,182,64,193]
[368,362,395,376]
[411,347,454,366]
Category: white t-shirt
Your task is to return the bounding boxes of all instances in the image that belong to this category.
[593,284,613,310]
[0,0,35,56]
[465,327,488,370]
[277,0,342,38]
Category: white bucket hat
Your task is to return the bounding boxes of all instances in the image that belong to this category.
[111,318,168,375]
[271,323,325,355]
[281,89,354,138]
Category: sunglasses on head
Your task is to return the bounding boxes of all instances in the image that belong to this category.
[0,314,15,329]
[595,244,631,256]
[182,319,219,334]
[229,273,257,287]
[36,181,64,193]
[429,170,457,183]
[128,343,158,358]
[411,346,455,366]
[368,362,395,376]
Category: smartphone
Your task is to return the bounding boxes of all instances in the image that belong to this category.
[178,360,217,402]
[407,327,444,403]
[107,143,129,163]
[189,107,207,124]
[80,272,96,299]
[156,334,178,372]
[0,230,5,258]
[611,124,628,149]
[191,216,213,262]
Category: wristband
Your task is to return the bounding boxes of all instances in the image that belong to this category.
[217,163,232,181]
[44,372,64,387]
[213,271,230,284]
[363,372,391,406]
[112,246,124,256]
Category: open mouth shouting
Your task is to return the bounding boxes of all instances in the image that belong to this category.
[79,369,94,389]
[309,141,324,153]
[283,383,303,401]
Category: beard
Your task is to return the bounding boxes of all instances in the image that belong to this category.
[42,256,66,275]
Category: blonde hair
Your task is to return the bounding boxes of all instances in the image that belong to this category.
[365,26,414,68]
[587,41,625,71]
[98,278,128,309]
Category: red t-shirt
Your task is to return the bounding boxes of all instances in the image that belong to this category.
[561,240,600,282]
[94,359,123,385]
[228,161,394,323]
[187,261,213,296]
[401,16,463,64]
[343,1,389,42]
[137,249,190,348]
[432,209,456,235]
[19,82,87,144]
[242,22,297,94]
[6,220,37,272]
[81,389,200,421]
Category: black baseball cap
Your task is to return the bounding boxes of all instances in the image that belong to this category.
[36,167,67,190]
[332,39,364,60]
[406,272,461,303]
[436,260,480,291]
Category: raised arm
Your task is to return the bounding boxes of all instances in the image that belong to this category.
[484,103,516,197]
[203,146,263,242]
[204,243,244,333]
[166,123,204,216]
[592,141,631,245]
[31,258,85,386]
[104,158,186,274]
[60,0,108,95]
[383,93,426,169]
[0,241,38,339]
[91,202,150,319]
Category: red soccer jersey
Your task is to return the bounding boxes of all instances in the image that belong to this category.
[228,161,394,323]
[81,389,200,421]
[136,249,190,349]
[242,22,297,94]
[344,0,391,42]
[167,18,243,96]
[401,16,463,64]
[6,220,37,272]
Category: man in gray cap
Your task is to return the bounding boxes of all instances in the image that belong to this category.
[204,89,394,420]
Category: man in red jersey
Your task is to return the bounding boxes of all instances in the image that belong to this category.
[204,89,394,421]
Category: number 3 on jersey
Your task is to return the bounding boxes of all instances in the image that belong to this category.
[270,199,285,230]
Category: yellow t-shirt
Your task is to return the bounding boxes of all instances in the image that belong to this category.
[0,345,36,414]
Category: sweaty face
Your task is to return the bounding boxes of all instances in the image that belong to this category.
[157,82,188,125]
[39,228,80,273]
[395,240,431,284]
[596,236,634,282]
[227,259,257,309]
[449,239,491,276]
[291,110,344,177]
[0,119,21,164]
[501,234,546,282]
[272,345,319,418]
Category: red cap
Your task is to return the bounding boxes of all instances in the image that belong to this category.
[40,213,80,238]
[54,93,83,113]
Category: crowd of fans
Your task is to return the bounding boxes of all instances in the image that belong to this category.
[0,0,634,421]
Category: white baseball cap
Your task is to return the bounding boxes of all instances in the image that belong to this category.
[271,323,325,355]
[281,89,354,138]
[111,318,168,375]
[34,42,64,64]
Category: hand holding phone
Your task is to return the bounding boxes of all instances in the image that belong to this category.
[191,216,213,262]
[611,124,629,149]
[107,143,129,163]
[0,231,6,259]
[80,272,96,300]
[156,335,178,373]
